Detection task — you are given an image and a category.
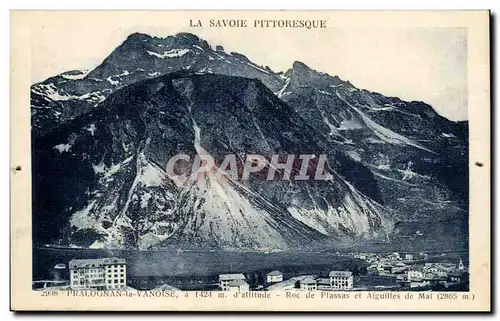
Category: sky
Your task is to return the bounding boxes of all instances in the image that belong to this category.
[28,12,468,121]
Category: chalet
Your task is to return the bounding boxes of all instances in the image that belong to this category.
[300,278,317,291]
[227,279,250,292]
[424,263,454,278]
[219,273,246,291]
[266,270,284,284]
[407,268,424,281]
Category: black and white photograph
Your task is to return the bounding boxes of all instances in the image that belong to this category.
[9,10,491,311]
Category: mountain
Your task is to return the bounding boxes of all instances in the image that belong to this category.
[31,32,468,252]
[33,73,390,250]
[280,62,468,251]
[31,33,286,136]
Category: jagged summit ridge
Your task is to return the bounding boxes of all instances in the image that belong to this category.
[31,32,294,135]
[31,32,359,138]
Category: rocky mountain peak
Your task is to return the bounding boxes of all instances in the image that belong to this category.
[291,60,312,72]
[287,61,343,90]
[165,32,211,50]
[124,32,152,43]
[123,32,205,47]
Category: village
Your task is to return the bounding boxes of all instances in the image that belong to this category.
[338,251,469,291]
[215,251,468,292]
[33,251,469,293]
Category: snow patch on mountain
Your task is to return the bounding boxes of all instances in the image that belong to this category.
[147,49,191,59]
[61,70,89,80]
[32,84,77,102]
[247,62,270,75]
[276,78,291,98]
[335,90,434,153]
[372,171,416,187]
[31,84,66,100]
[195,67,214,75]
[106,76,119,85]
[84,124,97,136]
[53,143,72,153]
[78,92,106,104]
[53,134,78,153]
[212,52,233,64]
[138,161,166,187]
[92,156,134,178]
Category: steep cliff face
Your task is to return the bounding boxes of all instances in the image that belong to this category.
[33,74,391,250]
[31,32,468,251]
[279,62,468,250]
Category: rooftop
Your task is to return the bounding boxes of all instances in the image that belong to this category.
[69,257,126,269]
[228,279,249,287]
[315,277,331,286]
[266,275,315,291]
[301,278,317,285]
[329,271,353,277]
[219,273,246,281]
[409,266,425,272]
[267,270,283,276]
[449,271,467,278]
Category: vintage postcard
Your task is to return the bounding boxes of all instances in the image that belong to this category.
[10,10,490,311]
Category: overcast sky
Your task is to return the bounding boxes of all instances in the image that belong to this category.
[29,12,468,121]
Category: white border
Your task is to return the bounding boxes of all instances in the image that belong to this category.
[3,1,498,321]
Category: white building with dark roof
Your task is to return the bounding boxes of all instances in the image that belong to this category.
[266,270,283,283]
[227,279,250,292]
[219,273,246,291]
[300,277,317,291]
[69,257,126,290]
[329,271,353,290]
[407,268,425,281]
